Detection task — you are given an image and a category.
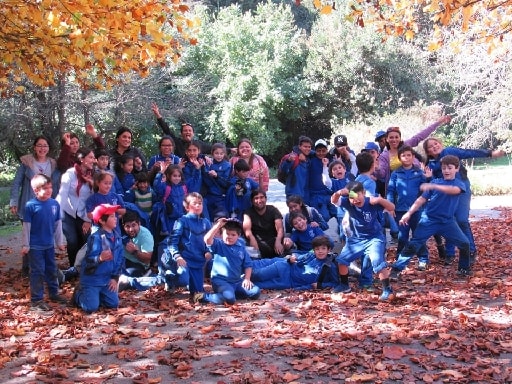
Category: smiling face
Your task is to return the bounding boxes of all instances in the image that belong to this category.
[185,144,200,160]
[170,169,183,185]
[425,138,444,158]
[291,216,307,231]
[121,158,134,174]
[298,142,312,156]
[34,183,53,201]
[117,131,132,150]
[251,192,267,210]
[212,148,226,162]
[160,138,174,157]
[33,138,50,160]
[101,214,117,232]
[97,174,113,194]
[441,163,458,180]
[69,137,80,154]
[386,131,402,150]
[237,141,253,159]
[81,151,96,170]
[313,245,330,260]
[287,201,302,214]
[123,220,140,238]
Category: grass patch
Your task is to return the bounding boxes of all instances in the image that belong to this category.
[0,222,21,237]
[467,165,512,196]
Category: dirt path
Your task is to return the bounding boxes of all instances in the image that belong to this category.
[1,187,511,383]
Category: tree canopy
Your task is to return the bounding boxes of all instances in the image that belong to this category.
[0,0,198,94]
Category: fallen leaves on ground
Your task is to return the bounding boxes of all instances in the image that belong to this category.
[0,209,511,382]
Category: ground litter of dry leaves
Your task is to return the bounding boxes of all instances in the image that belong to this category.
[0,208,511,384]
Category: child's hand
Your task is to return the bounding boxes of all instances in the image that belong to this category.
[205,252,212,261]
[99,249,113,262]
[196,158,205,169]
[208,170,217,178]
[283,238,293,249]
[62,132,71,146]
[204,156,213,166]
[21,246,29,255]
[242,278,253,290]
[399,212,411,226]
[419,183,434,192]
[322,157,329,167]
[125,241,137,254]
[274,240,284,255]
[176,256,187,268]
[424,166,432,178]
[82,221,91,235]
[58,245,66,252]
[286,254,297,263]
[108,278,118,292]
[310,221,319,228]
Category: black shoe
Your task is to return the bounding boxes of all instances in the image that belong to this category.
[444,256,455,266]
[63,267,78,281]
[457,268,473,277]
[469,251,477,266]
[30,300,52,314]
[50,294,68,304]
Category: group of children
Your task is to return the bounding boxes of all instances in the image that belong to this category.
[21,124,488,313]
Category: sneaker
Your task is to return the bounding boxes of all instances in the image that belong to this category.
[380,287,395,301]
[444,256,455,266]
[50,294,68,304]
[333,283,351,293]
[457,268,473,277]
[69,287,79,308]
[118,275,130,291]
[192,292,205,303]
[30,301,52,313]
[417,261,428,271]
[57,269,65,285]
[361,285,374,293]
[389,268,400,281]
[63,267,79,281]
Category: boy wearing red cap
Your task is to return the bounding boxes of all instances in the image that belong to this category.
[72,204,124,312]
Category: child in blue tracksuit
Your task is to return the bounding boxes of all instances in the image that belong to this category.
[322,159,354,240]
[152,165,190,236]
[195,218,260,305]
[284,212,332,254]
[74,204,124,313]
[179,141,204,193]
[386,146,428,269]
[423,138,505,264]
[251,235,339,290]
[22,174,67,313]
[85,171,126,234]
[284,195,328,234]
[308,139,336,222]
[331,181,396,301]
[202,143,231,221]
[161,192,212,298]
[114,154,136,197]
[225,159,259,221]
[281,136,313,202]
[391,155,472,277]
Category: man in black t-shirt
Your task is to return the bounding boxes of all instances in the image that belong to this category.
[243,190,290,258]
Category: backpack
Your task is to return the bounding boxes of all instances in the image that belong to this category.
[277,153,300,185]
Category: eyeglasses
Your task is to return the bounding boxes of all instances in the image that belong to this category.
[35,145,49,148]
[161,144,173,147]
[386,126,401,134]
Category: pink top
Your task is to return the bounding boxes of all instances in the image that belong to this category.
[230,154,270,191]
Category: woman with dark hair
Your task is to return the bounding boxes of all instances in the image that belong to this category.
[56,147,96,267]
[283,195,328,234]
[57,124,105,173]
[230,138,270,192]
[374,115,452,189]
[10,136,60,276]
[109,126,147,173]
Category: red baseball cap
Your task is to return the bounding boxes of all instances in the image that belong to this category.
[92,204,120,224]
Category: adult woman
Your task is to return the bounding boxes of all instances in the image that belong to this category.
[109,126,147,173]
[375,115,452,188]
[230,139,270,192]
[10,136,60,276]
[56,147,96,267]
[147,136,180,180]
[57,124,104,173]
[423,137,505,264]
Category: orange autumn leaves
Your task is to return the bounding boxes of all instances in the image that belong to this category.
[0,1,199,94]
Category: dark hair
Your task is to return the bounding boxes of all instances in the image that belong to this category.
[33,135,51,150]
[180,122,194,134]
[289,211,306,225]
[298,135,313,146]
[159,135,175,149]
[223,219,242,235]
[164,164,184,183]
[94,148,110,159]
[237,138,253,149]
[355,152,374,173]
[116,126,133,139]
[398,145,414,157]
[250,189,266,201]
[185,140,201,152]
[234,158,250,172]
[211,143,228,160]
[311,235,332,249]
[122,210,140,225]
[135,171,150,183]
[61,132,79,147]
[440,155,460,168]
[328,160,346,178]
[346,180,364,194]
[75,147,94,164]
[384,126,404,150]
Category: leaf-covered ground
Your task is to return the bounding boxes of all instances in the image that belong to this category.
[1,209,511,383]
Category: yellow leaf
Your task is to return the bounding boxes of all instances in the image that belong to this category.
[320,5,333,15]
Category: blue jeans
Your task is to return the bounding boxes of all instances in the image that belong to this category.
[29,248,59,302]
[204,279,261,305]
[393,218,470,271]
[75,283,119,313]
[158,244,194,291]
[336,236,387,274]
[62,213,89,267]
[395,211,428,262]
[446,181,476,255]
[309,192,337,222]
